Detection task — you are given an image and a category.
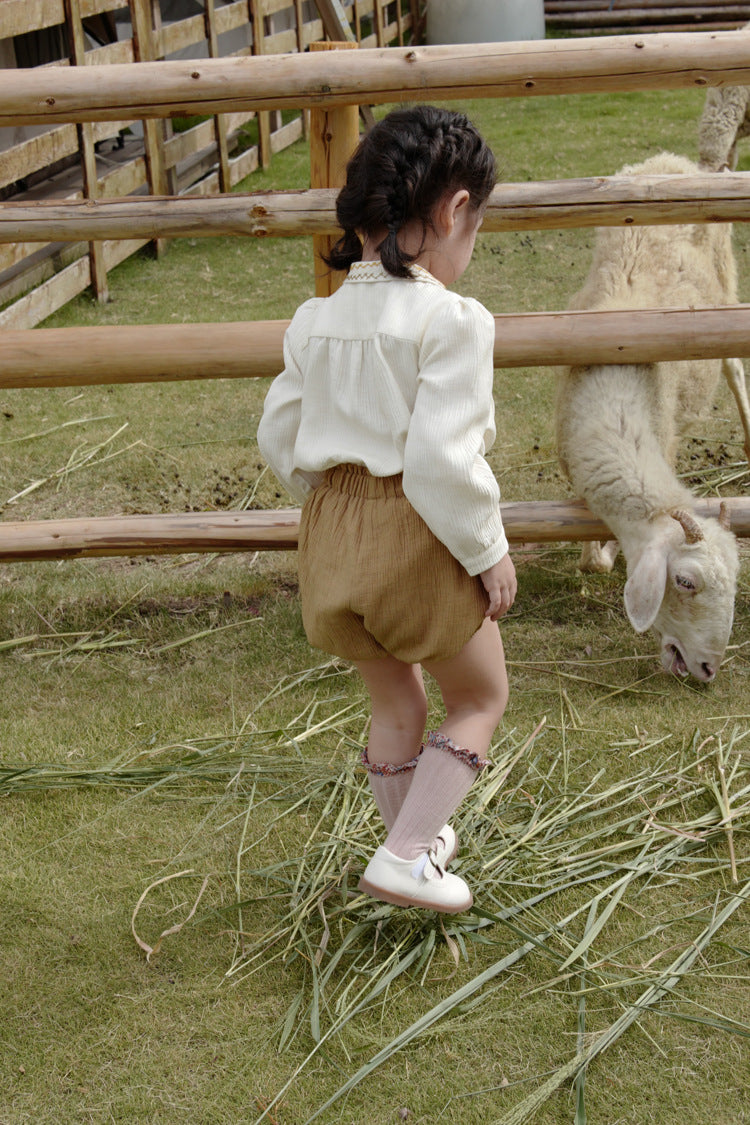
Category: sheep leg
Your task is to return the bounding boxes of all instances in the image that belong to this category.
[578,539,619,573]
[722,357,750,464]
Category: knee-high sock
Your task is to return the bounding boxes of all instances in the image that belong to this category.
[384,730,490,861]
[360,747,421,831]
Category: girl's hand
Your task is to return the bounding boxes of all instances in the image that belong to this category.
[480,554,517,620]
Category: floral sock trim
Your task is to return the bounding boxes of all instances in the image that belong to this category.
[425,730,491,772]
[360,746,423,777]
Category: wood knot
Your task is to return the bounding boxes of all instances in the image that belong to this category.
[45,96,56,105]
[191,71,200,79]
[405,50,417,62]
[524,79,535,89]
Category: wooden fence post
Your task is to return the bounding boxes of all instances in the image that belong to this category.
[251,0,272,170]
[309,41,360,297]
[204,0,231,192]
[63,0,109,304]
[131,0,169,257]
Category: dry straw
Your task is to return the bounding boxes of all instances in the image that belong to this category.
[3,660,748,1122]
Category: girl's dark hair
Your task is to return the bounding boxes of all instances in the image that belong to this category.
[325,104,497,279]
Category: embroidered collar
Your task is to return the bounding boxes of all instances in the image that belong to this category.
[345,260,444,287]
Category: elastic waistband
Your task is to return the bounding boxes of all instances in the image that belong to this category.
[324,463,404,499]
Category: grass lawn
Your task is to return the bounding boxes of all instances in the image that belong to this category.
[1,79,749,1125]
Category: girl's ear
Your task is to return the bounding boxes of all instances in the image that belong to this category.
[438,189,470,233]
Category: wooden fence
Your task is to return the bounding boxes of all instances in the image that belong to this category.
[545,1,750,35]
[1,29,750,559]
[0,0,420,329]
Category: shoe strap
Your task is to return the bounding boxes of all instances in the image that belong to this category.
[410,849,443,882]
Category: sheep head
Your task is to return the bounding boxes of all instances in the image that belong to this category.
[623,505,739,682]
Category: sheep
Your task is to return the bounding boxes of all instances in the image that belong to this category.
[697,23,750,171]
[698,83,750,171]
[555,152,749,683]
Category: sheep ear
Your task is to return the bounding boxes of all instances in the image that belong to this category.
[624,546,668,632]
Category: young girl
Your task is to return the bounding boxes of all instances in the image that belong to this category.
[257,105,516,913]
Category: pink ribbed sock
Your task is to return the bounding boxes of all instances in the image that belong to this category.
[384,730,490,861]
[360,747,421,831]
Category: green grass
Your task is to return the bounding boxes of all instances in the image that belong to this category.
[1,84,749,1124]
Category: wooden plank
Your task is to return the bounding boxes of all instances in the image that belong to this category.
[0,242,88,309]
[157,14,206,58]
[546,1,750,8]
[0,236,148,329]
[99,155,149,197]
[80,0,126,15]
[215,1,252,36]
[263,28,299,52]
[314,0,356,40]
[0,125,79,192]
[0,496,748,562]
[228,143,259,185]
[549,7,750,25]
[269,114,304,155]
[83,41,134,66]
[0,1,64,38]
[7,34,750,124]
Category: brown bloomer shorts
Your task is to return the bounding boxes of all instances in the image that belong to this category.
[297,464,488,664]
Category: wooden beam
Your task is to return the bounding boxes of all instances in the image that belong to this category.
[64,0,109,304]
[314,0,356,41]
[0,496,748,561]
[4,33,750,124]
[7,172,750,242]
[3,305,750,387]
[309,41,360,296]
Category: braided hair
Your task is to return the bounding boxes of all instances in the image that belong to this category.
[325,105,497,279]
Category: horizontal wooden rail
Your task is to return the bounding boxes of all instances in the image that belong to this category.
[1,498,748,561]
[5,172,750,242]
[3,33,750,125]
[3,306,750,389]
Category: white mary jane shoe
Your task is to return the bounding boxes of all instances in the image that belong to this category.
[433,824,458,869]
[358,845,473,913]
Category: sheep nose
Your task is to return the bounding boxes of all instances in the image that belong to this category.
[701,662,716,682]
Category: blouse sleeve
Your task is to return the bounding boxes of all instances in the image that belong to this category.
[256,300,324,505]
[402,296,509,576]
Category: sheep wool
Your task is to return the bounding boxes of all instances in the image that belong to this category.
[555,152,749,683]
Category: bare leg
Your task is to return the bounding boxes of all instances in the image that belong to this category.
[423,617,509,755]
[384,619,509,860]
[354,653,456,862]
[358,622,509,911]
[353,653,427,766]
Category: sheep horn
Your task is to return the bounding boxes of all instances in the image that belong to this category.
[718,501,732,530]
[671,509,704,544]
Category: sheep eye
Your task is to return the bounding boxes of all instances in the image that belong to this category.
[675,574,696,591]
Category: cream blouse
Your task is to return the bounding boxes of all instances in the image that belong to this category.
[256,261,508,576]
